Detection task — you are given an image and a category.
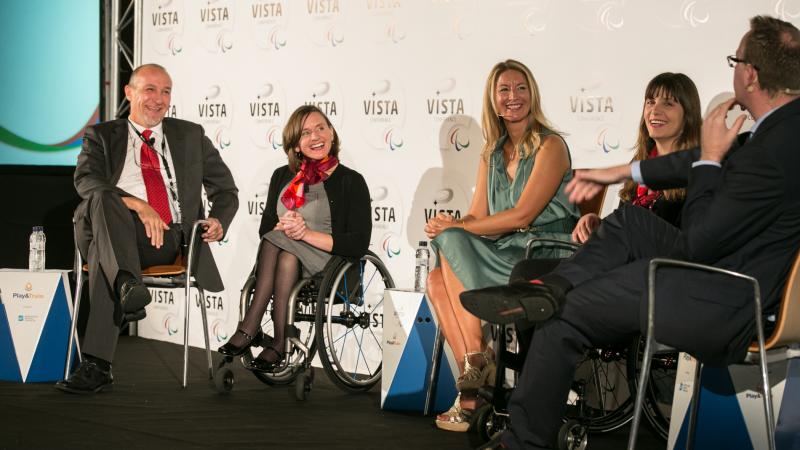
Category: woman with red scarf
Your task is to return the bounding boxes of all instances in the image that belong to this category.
[571,72,701,243]
[218,105,371,371]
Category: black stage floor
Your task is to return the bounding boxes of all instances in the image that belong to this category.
[0,336,665,449]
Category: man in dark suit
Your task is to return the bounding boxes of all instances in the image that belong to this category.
[462,16,800,449]
[56,64,239,394]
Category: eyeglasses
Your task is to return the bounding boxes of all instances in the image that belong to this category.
[726,55,760,71]
[300,123,331,139]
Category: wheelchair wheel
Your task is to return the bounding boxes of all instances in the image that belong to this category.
[468,403,508,447]
[292,367,314,401]
[563,346,634,433]
[315,250,394,392]
[239,275,318,386]
[557,420,588,450]
[213,366,234,393]
[626,336,677,440]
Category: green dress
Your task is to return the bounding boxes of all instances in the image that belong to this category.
[430,131,579,290]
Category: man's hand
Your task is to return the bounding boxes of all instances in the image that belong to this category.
[566,164,631,204]
[571,213,600,244]
[701,97,747,163]
[122,196,169,248]
[202,217,224,242]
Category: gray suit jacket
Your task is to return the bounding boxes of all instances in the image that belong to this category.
[74,117,239,292]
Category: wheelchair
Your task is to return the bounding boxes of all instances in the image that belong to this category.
[470,239,677,449]
[215,248,395,400]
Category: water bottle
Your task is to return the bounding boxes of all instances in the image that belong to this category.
[28,226,46,272]
[414,241,430,292]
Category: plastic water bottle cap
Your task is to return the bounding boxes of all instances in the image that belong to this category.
[418,241,427,247]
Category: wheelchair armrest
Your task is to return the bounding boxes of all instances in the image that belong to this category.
[646,258,765,362]
[524,237,580,259]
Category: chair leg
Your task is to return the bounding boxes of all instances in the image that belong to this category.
[197,287,213,380]
[685,361,704,450]
[183,278,190,388]
[627,334,656,450]
[64,268,84,379]
[757,353,777,450]
[424,328,444,416]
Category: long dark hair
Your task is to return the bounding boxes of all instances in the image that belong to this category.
[620,73,701,203]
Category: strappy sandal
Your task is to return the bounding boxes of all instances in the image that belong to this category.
[435,393,473,432]
[456,352,495,392]
[217,327,262,356]
[248,346,284,373]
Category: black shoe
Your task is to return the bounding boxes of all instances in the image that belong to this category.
[119,278,151,313]
[218,328,263,357]
[55,360,113,395]
[460,281,565,325]
[247,346,284,373]
[122,308,147,324]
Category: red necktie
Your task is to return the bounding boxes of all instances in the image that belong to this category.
[140,129,173,224]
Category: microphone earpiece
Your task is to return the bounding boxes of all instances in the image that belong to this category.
[148,137,156,146]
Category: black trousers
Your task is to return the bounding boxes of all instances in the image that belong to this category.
[75,190,182,362]
[503,204,682,449]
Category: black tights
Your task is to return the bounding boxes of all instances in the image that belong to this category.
[230,240,301,362]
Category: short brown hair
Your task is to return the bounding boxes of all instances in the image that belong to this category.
[744,16,800,96]
[282,105,340,172]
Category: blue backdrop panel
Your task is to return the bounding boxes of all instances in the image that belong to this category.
[0,304,23,381]
[382,298,457,413]
[26,280,72,382]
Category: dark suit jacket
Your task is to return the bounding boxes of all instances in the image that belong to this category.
[636,98,800,365]
[74,117,239,292]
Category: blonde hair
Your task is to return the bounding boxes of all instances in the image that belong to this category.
[480,59,557,161]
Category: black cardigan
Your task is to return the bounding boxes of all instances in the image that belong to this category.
[258,164,372,258]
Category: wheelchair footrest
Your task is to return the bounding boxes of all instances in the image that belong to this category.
[286,325,300,339]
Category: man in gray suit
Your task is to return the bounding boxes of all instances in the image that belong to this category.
[56,64,238,394]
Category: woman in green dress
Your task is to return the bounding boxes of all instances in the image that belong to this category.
[424,59,579,431]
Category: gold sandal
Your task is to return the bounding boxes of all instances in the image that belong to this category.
[456,351,496,392]
[435,393,473,432]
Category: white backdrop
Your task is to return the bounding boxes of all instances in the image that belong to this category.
[133,0,800,348]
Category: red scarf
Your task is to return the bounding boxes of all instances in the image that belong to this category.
[631,147,662,209]
[280,156,338,210]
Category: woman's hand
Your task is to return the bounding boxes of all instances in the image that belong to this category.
[571,213,600,244]
[424,213,460,239]
[279,210,307,240]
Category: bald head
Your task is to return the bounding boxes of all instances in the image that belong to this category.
[125,64,172,128]
[128,63,171,89]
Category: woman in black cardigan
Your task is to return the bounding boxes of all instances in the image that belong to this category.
[218,105,371,371]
